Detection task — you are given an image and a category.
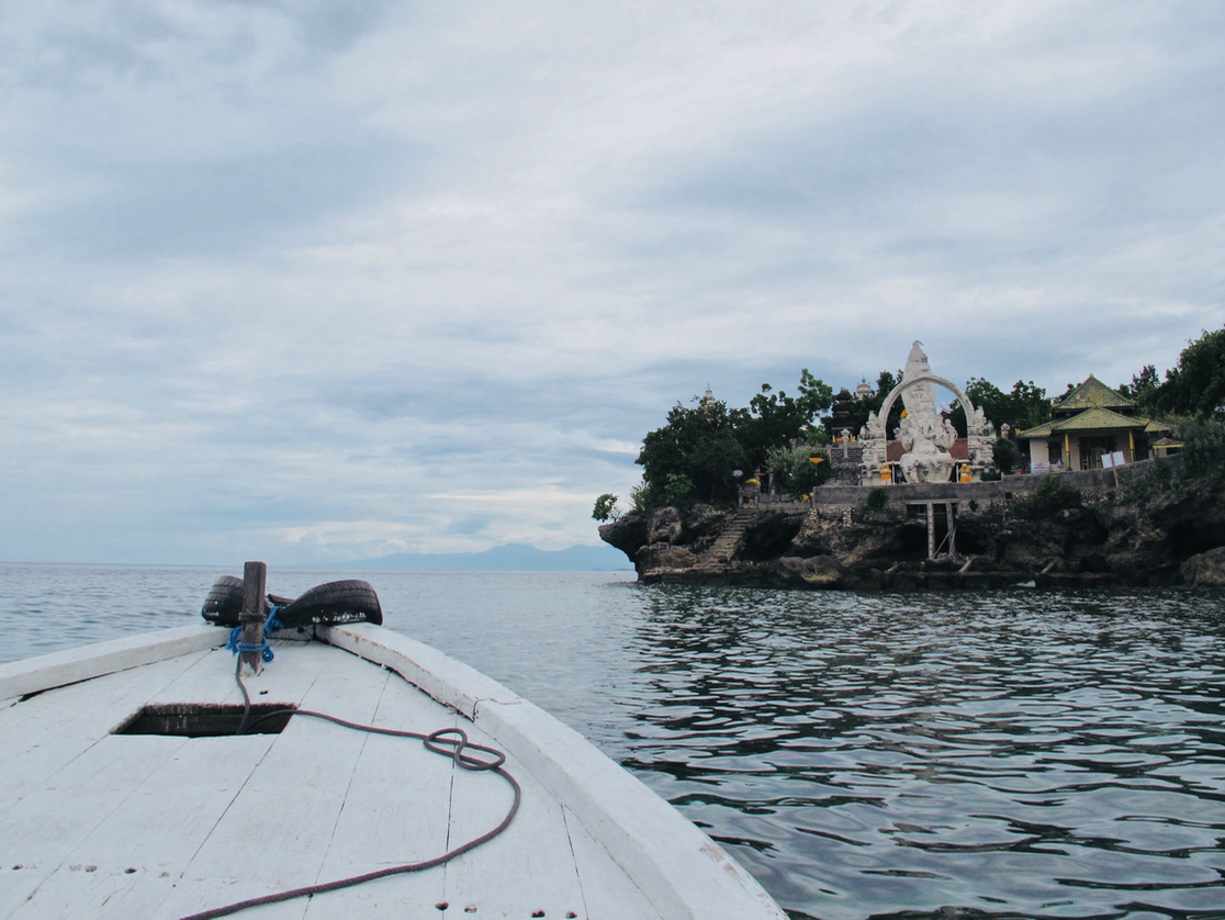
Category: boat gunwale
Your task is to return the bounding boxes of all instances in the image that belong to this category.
[0,624,221,703]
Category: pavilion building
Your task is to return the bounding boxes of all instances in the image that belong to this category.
[1017,375,1169,471]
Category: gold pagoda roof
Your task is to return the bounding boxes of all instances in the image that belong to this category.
[1052,375,1135,414]
[1018,406,1165,438]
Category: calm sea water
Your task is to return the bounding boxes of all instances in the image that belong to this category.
[2,562,1224,920]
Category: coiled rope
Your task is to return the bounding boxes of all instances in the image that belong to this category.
[183,636,521,920]
[224,607,283,663]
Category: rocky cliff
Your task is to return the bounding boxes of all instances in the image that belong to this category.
[599,475,1225,590]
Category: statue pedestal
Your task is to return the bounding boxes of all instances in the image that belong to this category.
[901,450,955,484]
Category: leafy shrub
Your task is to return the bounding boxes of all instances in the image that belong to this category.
[1172,417,1225,483]
[627,473,698,512]
[864,487,890,512]
[629,482,656,513]
[660,473,695,505]
[766,443,833,496]
[856,486,902,520]
[992,437,1020,474]
[1119,459,1174,504]
[980,468,1002,482]
[1013,475,1082,518]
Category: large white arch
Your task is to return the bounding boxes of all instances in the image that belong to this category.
[877,374,976,431]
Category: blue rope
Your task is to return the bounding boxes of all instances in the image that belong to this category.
[226,606,284,663]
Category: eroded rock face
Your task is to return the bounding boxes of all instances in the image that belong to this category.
[779,555,846,587]
[636,544,699,573]
[599,505,731,571]
[599,477,1225,589]
[1181,547,1225,586]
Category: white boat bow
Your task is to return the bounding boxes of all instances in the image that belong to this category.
[0,622,787,920]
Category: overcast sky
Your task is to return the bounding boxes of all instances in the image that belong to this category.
[2,1,1223,564]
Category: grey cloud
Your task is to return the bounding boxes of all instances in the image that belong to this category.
[18,135,422,260]
[5,0,399,89]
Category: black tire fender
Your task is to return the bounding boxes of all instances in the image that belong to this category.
[276,579,383,628]
[201,575,245,627]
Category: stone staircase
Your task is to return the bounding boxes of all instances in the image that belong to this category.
[692,508,755,571]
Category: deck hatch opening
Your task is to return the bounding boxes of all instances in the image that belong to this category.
[112,703,297,737]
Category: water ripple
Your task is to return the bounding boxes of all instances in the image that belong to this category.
[603,585,1225,920]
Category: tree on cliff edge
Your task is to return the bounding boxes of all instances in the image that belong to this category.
[636,396,747,506]
[634,370,833,509]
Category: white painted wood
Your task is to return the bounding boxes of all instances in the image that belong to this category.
[324,624,787,920]
[320,625,519,719]
[476,696,786,920]
[0,650,215,808]
[162,646,393,919]
[0,623,786,920]
[16,641,368,918]
[0,625,223,703]
[6,734,277,920]
[0,734,191,917]
[441,715,587,920]
[302,669,457,917]
[563,806,662,920]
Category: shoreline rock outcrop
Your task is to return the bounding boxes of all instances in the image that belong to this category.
[599,470,1225,590]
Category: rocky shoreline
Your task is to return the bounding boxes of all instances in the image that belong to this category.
[599,462,1225,590]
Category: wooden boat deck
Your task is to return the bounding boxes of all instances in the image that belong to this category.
[0,625,785,920]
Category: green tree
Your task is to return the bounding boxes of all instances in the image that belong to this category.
[1156,327,1225,419]
[636,397,747,506]
[734,369,835,472]
[992,436,1019,474]
[1170,417,1225,483]
[947,378,1050,435]
[1118,364,1161,414]
[765,443,832,496]
[591,493,620,522]
[632,369,835,510]
[1010,380,1053,430]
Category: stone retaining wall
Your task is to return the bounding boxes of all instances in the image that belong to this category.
[812,457,1173,510]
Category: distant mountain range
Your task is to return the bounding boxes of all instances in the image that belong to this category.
[341,543,634,572]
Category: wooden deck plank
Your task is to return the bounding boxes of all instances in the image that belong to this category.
[0,626,221,703]
[0,651,214,809]
[441,718,588,920]
[1,626,788,920]
[298,674,460,918]
[325,625,785,920]
[474,696,787,920]
[5,734,278,920]
[161,646,394,919]
[0,648,213,741]
[564,806,662,920]
[0,735,191,918]
[143,638,327,710]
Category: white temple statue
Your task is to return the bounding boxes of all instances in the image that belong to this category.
[856,342,998,485]
[896,342,957,483]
